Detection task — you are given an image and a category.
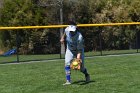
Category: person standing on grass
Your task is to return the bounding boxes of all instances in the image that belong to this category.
[60,21,90,85]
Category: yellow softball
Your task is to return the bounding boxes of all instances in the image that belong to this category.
[73,61,78,66]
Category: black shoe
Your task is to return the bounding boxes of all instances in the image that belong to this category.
[85,74,90,82]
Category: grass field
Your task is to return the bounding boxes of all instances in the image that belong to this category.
[0,54,140,93]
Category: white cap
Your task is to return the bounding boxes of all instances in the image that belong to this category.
[67,25,77,32]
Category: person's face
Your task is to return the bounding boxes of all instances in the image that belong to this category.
[70,31,76,36]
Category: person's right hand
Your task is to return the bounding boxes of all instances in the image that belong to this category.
[60,38,64,44]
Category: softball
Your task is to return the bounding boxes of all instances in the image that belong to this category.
[73,61,78,66]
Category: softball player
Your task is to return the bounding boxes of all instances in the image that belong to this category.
[60,24,90,85]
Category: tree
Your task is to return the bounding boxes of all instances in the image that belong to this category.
[0,0,140,54]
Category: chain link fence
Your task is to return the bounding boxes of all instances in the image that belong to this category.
[0,24,140,64]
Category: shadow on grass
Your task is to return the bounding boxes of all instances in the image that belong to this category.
[72,80,95,85]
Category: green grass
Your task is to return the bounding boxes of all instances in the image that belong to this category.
[85,49,139,56]
[0,55,17,63]
[0,54,65,63]
[0,54,140,93]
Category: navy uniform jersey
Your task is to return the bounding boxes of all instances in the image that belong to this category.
[65,27,84,53]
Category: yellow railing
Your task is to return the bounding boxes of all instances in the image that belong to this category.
[0,22,140,30]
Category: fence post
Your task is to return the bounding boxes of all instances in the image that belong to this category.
[99,27,103,56]
[136,29,139,53]
[16,31,19,62]
[59,0,65,59]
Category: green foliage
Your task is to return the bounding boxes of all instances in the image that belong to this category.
[0,0,55,54]
[0,0,140,54]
